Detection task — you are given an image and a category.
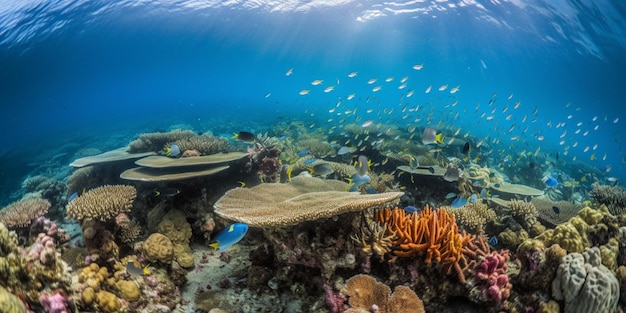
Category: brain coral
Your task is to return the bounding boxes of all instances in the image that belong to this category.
[551,247,619,313]
[66,185,136,221]
[143,233,174,264]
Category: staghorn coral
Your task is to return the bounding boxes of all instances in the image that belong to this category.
[344,274,424,313]
[450,202,497,233]
[66,185,136,221]
[590,183,626,215]
[214,176,403,227]
[172,133,229,155]
[0,198,50,228]
[551,247,619,313]
[128,129,197,152]
[532,197,583,226]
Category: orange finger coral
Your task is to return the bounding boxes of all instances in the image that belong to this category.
[377,206,487,283]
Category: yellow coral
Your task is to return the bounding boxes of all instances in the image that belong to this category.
[81,287,96,306]
[600,238,619,270]
[96,291,120,313]
[116,280,141,301]
[143,233,174,264]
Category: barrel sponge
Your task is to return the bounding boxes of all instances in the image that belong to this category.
[143,233,174,264]
[552,247,619,313]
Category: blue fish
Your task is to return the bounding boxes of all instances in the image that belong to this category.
[296,149,310,157]
[348,173,371,192]
[303,158,317,165]
[480,188,488,199]
[164,144,181,157]
[542,176,558,187]
[404,205,419,214]
[209,223,249,252]
[68,192,78,202]
[488,236,498,246]
[470,194,478,203]
[451,197,468,208]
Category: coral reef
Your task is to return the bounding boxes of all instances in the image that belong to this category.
[590,183,626,215]
[451,202,497,233]
[376,206,484,283]
[66,185,136,221]
[532,197,583,226]
[0,198,50,228]
[128,129,198,152]
[344,274,424,313]
[469,250,512,308]
[157,210,194,268]
[552,247,619,313]
[172,133,229,155]
[142,233,174,264]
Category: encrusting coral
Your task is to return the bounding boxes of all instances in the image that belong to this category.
[66,185,136,221]
[344,274,424,313]
[0,198,50,228]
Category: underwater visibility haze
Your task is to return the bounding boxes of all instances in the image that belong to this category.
[1,0,626,312]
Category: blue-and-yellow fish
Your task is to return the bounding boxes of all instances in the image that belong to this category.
[209,223,249,252]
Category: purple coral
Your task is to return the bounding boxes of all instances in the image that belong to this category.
[40,292,70,313]
[323,283,347,313]
[472,250,512,307]
[25,233,57,266]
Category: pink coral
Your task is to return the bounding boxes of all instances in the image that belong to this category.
[323,283,347,313]
[40,292,70,313]
[472,250,512,307]
[25,233,57,266]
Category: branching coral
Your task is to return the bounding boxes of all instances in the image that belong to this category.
[469,250,512,308]
[0,198,50,228]
[451,202,497,233]
[172,133,229,155]
[66,185,136,221]
[376,206,479,283]
[128,129,197,152]
[509,199,538,229]
[590,183,626,215]
[351,218,395,260]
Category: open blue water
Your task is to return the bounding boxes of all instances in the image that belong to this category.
[1,0,625,205]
